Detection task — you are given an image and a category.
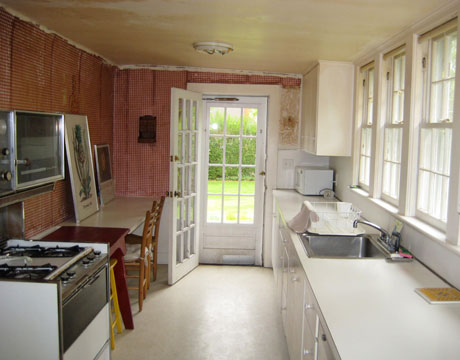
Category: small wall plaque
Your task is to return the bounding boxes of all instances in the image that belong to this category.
[138,115,156,143]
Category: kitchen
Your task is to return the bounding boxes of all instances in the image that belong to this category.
[0,0,460,359]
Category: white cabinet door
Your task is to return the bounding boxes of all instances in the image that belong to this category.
[302,315,316,360]
[301,61,354,156]
[281,244,290,330]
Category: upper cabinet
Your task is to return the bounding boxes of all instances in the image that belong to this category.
[301,61,354,156]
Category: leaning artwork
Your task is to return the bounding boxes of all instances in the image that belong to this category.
[64,114,99,222]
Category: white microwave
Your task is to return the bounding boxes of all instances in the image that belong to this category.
[295,166,333,195]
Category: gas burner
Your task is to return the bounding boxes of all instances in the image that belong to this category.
[0,263,57,280]
[0,244,85,258]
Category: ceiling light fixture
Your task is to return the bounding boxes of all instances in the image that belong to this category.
[193,41,233,55]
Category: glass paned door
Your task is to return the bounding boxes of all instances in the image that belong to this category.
[200,97,267,265]
[168,88,202,285]
[207,106,258,224]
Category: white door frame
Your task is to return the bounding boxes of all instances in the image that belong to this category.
[187,83,281,267]
[200,96,267,265]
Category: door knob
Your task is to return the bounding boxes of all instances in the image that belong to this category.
[174,191,182,197]
[259,171,266,176]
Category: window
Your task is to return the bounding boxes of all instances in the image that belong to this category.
[382,50,405,204]
[416,27,456,227]
[358,65,375,189]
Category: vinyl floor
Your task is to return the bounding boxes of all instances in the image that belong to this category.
[111,264,289,360]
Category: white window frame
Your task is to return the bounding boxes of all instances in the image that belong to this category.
[415,27,457,231]
[381,49,406,206]
[358,65,375,190]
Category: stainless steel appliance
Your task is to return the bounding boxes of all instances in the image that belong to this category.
[0,239,110,360]
[0,110,65,196]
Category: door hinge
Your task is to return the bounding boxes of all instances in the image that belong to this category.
[422,57,426,69]
[362,79,365,87]
[386,72,390,81]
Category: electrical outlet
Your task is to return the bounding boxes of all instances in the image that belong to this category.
[283,159,294,169]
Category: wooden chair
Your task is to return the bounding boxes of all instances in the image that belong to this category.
[150,196,165,282]
[124,209,154,312]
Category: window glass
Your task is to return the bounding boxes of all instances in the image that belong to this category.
[417,29,456,226]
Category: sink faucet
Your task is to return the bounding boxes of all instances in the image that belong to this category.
[353,219,391,245]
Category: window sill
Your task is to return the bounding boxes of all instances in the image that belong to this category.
[349,188,460,257]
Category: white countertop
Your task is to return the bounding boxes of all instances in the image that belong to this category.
[274,190,460,360]
[34,197,154,239]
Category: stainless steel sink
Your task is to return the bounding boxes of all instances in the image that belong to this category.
[300,234,389,259]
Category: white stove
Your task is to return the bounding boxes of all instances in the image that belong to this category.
[0,239,111,360]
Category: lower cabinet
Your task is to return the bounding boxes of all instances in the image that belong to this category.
[274,205,338,360]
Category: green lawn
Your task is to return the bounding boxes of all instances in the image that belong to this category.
[207,180,255,195]
[207,180,255,223]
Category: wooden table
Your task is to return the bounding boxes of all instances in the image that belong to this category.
[42,226,135,330]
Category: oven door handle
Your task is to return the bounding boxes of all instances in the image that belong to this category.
[84,274,101,288]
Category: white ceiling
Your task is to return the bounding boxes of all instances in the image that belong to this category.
[0,0,453,74]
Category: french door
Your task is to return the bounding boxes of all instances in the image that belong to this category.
[168,88,202,285]
[200,96,267,265]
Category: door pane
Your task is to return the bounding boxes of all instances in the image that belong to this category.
[224,167,239,194]
[183,231,189,259]
[177,167,183,195]
[208,166,222,193]
[190,196,195,225]
[242,138,256,165]
[184,166,190,196]
[240,196,255,224]
[223,195,238,223]
[184,133,190,163]
[176,200,183,231]
[209,137,223,164]
[241,168,255,195]
[191,134,196,162]
[176,234,182,263]
[243,108,258,135]
[192,101,197,130]
[210,107,224,134]
[178,133,182,163]
[190,228,196,255]
[226,108,241,135]
[191,165,196,193]
[207,195,222,223]
[225,138,240,164]
[185,99,191,130]
[184,197,189,226]
[178,99,183,130]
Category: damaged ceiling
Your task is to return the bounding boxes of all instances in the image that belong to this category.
[0,0,453,74]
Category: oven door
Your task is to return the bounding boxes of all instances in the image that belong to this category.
[14,111,65,190]
[62,264,109,352]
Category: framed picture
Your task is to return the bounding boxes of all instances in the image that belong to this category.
[94,144,115,206]
[64,114,99,223]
